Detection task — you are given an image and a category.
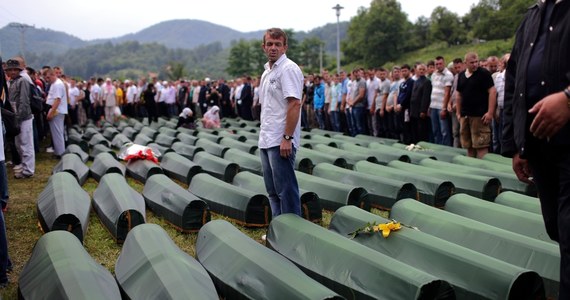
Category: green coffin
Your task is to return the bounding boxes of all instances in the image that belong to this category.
[483,153,513,165]
[354,134,399,145]
[217,130,248,142]
[90,152,126,182]
[295,171,370,211]
[308,128,338,137]
[339,142,411,164]
[37,172,91,242]
[126,159,164,183]
[354,160,455,207]
[234,129,259,140]
[82,127,100,141]
[18,231,121,300]
[88,133,110,148]
[195,138,230,157]
[368,142,435,164]
[231,171,322,222]
[388,160,501,201]
[196,220,342,300]
[176,126,194,136]
[90,143,117,160]
[154,133,179,147]
[222,148,262,175]
[147,143,171,160]
[417,141,468,155]
[219,137,258,154]
[444,193,552,244]
[301,134,341,147]
[390,199,560,297]
[67,133,90,153]
[452,155,514,173]
[329,206,545,300]
[132,121,145,132]
[143,174,210,232]
[312,143,378,167]
[111,133,132,149]
[171,141,204,160]
[332,134,373,147]
[192,151,239,183]
[176,132,198,145]
[295,147,348,174]
[93,173,146,243]
[116,121,129,131]
[121,126,139,140]
[102,126,120,141]
[494,191,541,215]
[197,131,222,143]
[419,157,535,196]
[390,142,459,163]
[267,214,455,300]
[158,126,178,137]
[189,173,270,227]
[133,133,154,146]
[312,163,418,210]
[115,224,218,300]
[139,126,159,140]
[160,152,202,185]
[52,153,89,185]
[64,144,89,163]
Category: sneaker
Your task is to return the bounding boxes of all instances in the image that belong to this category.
[261,234,267,242]
[46,147,54,153]
[13,164,22,171]
[14,172,33,179]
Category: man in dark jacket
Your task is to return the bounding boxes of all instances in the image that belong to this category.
[502,0,570,297]
[409,63,432,143]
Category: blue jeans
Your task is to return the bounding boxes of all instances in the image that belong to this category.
[260,146,301,217]
[345,107,355,136]
[430,108,451,146]
[315,108,325,129]
[330,111,340,132]
[492,108,503,153]
[351,106,366,136]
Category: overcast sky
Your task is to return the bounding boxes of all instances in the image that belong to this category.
[0,0,478,41]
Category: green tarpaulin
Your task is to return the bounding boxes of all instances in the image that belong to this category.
[195,138,230,157]
[390,199,560,298]
[368,142,435,164]
[121,126,139,140]
[388,160,501,201]
[88,133,110,148]
[160,152,203,185]
[111,133,132,149]
[353,160,454,207]
[192,151,239,183]
[197,131,222,143]
[67,133,90,153]
[339,142,411,164]
[37,172,91,242]
[483,153,512,165]
[494,191,541,215]
[158,126,178,137]
[267,214,455,300]
[133,133,154,146]
[231,171,322,222]
[154,133,179,147]
[90,152,126,182]
[126,159,164,183]
[18,231,121,300]
[329,206,545,300]
[139,126,159,140]
[196,220,342,300]
[354,134,399,145]
[295,147,348,174]
[143,174,210,232]
[312,163,418,210]
[390,143,459,162]
[115,224,218,300]
[219,137,258,154]
[93,173,146,243]
[444,193,553,244]
[171,142,204,160]
[452,155,514,173]
[190,173,270,227]
[64,144,89,163]
[312,143,378,167]
[82,127,100,141]
[417,141,468,156]
[216,130,247,142]
[295,171,370,211]
[52,153,89,185]
[176,132,198,145]
[222,148,262,175]
[90,143,116,161]
[102,126,120,141]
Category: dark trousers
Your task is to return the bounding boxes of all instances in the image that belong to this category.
[529,144,570,299]
[410,116,430,144]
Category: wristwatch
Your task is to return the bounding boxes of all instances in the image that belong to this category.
[283,134,293,141]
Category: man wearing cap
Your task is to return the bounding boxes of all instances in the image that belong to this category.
[5,58,35,178]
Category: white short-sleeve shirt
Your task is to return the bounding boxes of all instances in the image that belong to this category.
[47,78,68,114]
[258,54,303,149]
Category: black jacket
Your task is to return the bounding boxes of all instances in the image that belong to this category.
[409,76,432,118]
[502,0,570,157]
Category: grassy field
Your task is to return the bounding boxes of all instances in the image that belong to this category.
[0,138,349,299]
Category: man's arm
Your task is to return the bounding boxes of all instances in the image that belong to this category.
[482,86,497,125]
[455,91,462,120]
[280,97,301,158]
[48,98,61,121]
[441,86,451,119]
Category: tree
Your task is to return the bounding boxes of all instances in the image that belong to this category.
[297,37,325,74]
[429,6,467,45]
[164,62,187,80]
[343,0,412,67]
[226,39,265,77]
[407,16,432,51]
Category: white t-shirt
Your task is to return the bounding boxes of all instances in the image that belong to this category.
[258,54,303,149]
[90,84,101,104]
[68,86,80,106]
[47,78,68,114]
[367,77,379,109]
[126,85,138,104]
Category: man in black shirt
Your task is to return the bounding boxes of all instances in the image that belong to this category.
[456,52,496,158]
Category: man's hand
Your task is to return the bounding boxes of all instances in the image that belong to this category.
[280,139,293,158]
[420,112,427,119]
[439,109,448,120]
[481,111,494,125]
[395,104,402,113]
[529,92,570,139]
[512,153,533,184]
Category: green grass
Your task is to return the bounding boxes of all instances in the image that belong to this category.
[1,139,388,299]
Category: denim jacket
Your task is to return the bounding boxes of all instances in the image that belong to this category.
[502,0,570,157]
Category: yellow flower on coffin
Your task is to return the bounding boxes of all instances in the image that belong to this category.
[378,221,402,238]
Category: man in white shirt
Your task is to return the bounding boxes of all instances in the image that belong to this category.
[45,68,68,157]
[366,69,379,136]
[430,56,454,146]
[125,80,137,117]
[258,28,303,218]
[68,79,80,125]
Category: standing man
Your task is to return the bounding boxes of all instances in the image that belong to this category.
[430,56,454,146]
[45,68,68,158]
[456,52,496,158]
[502,1,570,297]
[258,28,303,218]
[409,64,432,144]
